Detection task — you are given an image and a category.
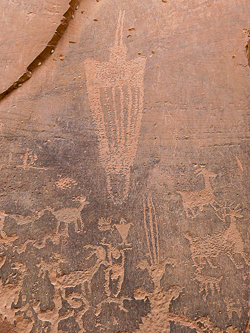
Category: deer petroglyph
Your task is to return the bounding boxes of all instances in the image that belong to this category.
[84,11,146,204]
[178,166,218,217]
[52,195,88,233]
[37,195,89,236]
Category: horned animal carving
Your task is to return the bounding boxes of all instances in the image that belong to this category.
[178,166,218,217]
[184,206,250,270]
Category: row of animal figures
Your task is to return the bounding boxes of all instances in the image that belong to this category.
[0,166,249,332]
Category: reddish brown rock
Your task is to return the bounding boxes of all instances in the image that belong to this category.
[0,0,249,332]
[0,317,16,333]
[0,1,71,92]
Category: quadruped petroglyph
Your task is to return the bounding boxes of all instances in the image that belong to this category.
[84,11,146,204]
[0,187,247,332]
[133,196,240,333]
[178,166,218,217]
[184,204,250,271]
[183,203,250,303]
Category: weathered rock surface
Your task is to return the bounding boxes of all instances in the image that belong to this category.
[0,0,249,332]
[0,0,70,93]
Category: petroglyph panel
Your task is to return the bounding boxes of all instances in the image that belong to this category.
[0,0,249,332]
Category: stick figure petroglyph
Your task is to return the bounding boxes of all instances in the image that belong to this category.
[99,219,132,298]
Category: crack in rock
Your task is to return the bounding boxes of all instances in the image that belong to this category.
[246,29,250,68]
[0,0,82,102]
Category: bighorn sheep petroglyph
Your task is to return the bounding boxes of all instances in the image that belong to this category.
[184,205,250,270]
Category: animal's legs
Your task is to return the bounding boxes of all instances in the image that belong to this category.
[192,256,203,270]
[227,252,244,269]
[104,268,111,297]
[113,272,124,297]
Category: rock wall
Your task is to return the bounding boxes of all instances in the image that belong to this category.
[0,0,250,332]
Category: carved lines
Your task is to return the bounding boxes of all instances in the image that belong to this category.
[185,205,249,271]
[143,196,160,266]
[84,11,146,204]
[178,166,218,217]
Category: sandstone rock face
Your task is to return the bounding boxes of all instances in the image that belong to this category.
[0,0,70,93]
[0,0,249,332]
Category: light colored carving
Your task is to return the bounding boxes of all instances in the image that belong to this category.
[53,219,132,329]
[184,205,250,270]
[36,195,88,237]
[223,296,242,320]
[0,229,18,247]
[55,177,78,190]
[0,198,91,332]
[17,151,48,170]
[137,196,167,291]
[245,311,250,333]
[52,195,88,233]
[115,218,132,245]
[0,254,6,270]
[105,245,125,298]
[59,244,108,292]
[36,285,88,333]
[236,156,244,172]
[98,216,112,231]
[132,197,242,333]
[0,120,4,136]
[131,285,206,333]
[31,251,92,332]
[193,272,222,300]
[2,196,89,256]
[177,166,218,217]
[31,250,92,333]
[15,196,89,254]
[78,218,132,300]
[84,11,146,204]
